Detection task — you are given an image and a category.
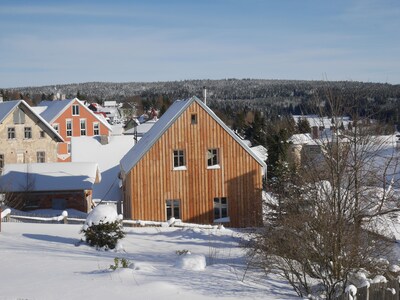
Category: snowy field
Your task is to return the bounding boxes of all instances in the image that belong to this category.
[0,222,297,300]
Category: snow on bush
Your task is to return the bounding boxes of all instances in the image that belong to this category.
[345,285,357,300]
[371,275,388,284]
[389,264,400,273]
[81,205,125,250]
[175,253,206,271]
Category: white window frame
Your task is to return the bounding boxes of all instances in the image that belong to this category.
[214,197,228,221]
[66,119,72,137]
[93,122,100,135]
[24,127,32,139]
[7,127,16,139]
[72,104,80,116]
[166,199,181,220]
[173,149,186,170]
[80,119,86,136]
[207,148,220,168]
[37,151,46,163]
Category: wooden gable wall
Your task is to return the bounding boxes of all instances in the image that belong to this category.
[123,100,263,227]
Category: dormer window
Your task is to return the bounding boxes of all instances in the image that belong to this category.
[191,114,197,125]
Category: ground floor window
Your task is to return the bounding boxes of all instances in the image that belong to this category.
[166,199,180,220]
[214,197,228,220]
[37,151,45,163]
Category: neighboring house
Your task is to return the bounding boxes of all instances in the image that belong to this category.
[34,98,112,162]
[123,118,158,141]
[287,133,323,167]
[120,96,267,227]
[119,102,136,120]
[0,162,101,212]
[0,100,63,172]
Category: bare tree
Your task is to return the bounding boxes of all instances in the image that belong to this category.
[249,88,400,299]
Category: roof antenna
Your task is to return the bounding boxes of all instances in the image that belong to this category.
[202,86,207,105]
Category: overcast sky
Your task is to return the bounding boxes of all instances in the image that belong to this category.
[1,0,399,88]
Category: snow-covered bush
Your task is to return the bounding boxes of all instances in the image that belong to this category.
[81,205,125,250]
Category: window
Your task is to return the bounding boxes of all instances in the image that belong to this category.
[191,113,197,125]
[80,119,86,136]
[66,120,72,137]
[207,148,219,167]
[173,150,185,168]
[67,143,71,154]
[166,200,181,220]
[72,104,80,116]
[7,127,15,139]
[214,197,228,220]
[37,151,45,163]
[24,127,32,139]
[13,108,25,124]
[0,154,4,169]
[93,122,100,135]
[40,131,45,138]
[53,123,59,133]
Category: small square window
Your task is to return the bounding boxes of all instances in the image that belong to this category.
[40,131,45,138]
[191,114,197,124]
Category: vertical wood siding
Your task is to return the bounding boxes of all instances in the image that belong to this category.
[123,101,263,227]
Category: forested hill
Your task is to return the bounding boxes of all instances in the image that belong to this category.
[3,79,400,122]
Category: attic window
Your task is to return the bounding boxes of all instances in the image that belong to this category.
[72,104,80,116]
[191,114,197,125]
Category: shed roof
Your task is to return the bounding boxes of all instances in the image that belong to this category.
[0,162,101,192]
[120,96,267,174]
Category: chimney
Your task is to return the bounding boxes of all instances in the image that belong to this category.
[202,86,207,105]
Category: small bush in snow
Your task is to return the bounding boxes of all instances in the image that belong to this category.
[81,220,125,250]
[109,257,130,270]
[176,249,191,255]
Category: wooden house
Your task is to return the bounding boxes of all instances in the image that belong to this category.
[0,100,63,172]
[120,96,266,227]
[34,98,112,162]
[0,162,101,212]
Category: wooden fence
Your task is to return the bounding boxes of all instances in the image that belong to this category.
[336,279,399,300]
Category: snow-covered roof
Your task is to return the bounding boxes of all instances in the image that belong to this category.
[292,115,351,129]
[124,119,158,136]
[0,100,64,142]
[71,136,136,201]
[288,133,318,145]
[120,96,267,174]
[37,98,112,131]
[250,145,268,162]
[0,162,101,192]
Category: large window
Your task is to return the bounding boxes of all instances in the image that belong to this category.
[8,127,15,139]
[37,151,45,163]
[72,104,80,116]
[93,122,100,135]
[207,148,219,167]
[166,200,181,220]
[80,119,86,136]
[24,127,32,139]
[66,120,72,137]
[13,108,25,124]
[214,197,228,220]
[173,150,185,168]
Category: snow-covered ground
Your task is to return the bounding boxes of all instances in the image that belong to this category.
[0,223,297,300]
